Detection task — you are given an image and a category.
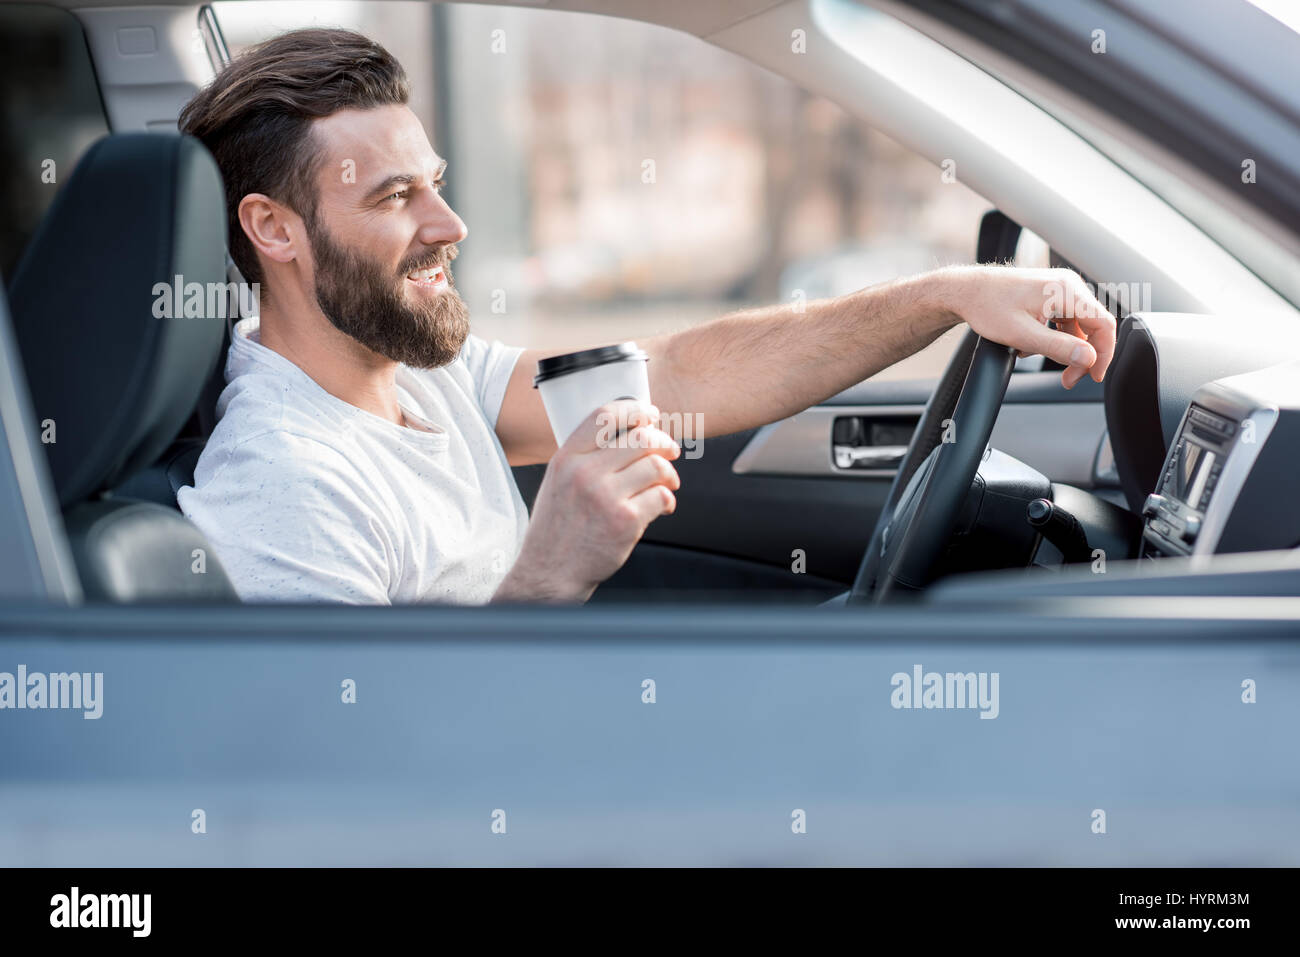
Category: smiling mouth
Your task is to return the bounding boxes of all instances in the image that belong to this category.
[405,265,448,290]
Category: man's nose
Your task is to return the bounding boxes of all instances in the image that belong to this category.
[415,191,468,247]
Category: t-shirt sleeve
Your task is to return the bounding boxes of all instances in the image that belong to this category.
[178,431,396,604]
[456,333,524,429]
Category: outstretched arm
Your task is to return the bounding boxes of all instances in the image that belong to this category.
[494,265,1115,465]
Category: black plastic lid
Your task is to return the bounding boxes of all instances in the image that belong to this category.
[532,342,648,387]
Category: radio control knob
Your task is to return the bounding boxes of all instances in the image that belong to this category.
[1182,515,1202,543]
[1142,494,1166,518]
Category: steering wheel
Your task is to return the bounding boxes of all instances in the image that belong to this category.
[847,329,1017,603]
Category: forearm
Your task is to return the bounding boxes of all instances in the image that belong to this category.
[645,269,961,439]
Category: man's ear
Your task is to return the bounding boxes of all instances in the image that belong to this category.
[237,193,302,266]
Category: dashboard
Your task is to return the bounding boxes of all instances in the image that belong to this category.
[1108,315,1300,561]
[929,312,1300,604]
[1141,405,1230,557]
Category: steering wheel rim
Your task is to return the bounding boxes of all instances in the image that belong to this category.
[847,330,1016,603]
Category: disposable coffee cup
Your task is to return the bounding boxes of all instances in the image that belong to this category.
[533,342,651,447]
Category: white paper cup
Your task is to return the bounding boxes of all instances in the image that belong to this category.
[533,342,651,447]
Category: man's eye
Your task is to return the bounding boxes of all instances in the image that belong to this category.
[385,190,408,202]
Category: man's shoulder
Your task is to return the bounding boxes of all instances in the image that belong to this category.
[179,418,386,537]
[193,377,363,488]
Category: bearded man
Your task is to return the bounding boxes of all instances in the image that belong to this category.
[176,28,1115,605]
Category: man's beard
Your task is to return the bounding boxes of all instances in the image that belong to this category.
[306,217,470,369]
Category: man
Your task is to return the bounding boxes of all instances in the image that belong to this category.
[176,28,1115,605]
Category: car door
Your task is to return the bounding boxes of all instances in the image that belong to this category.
[3,595,1298,867]
[515,367,1112,603]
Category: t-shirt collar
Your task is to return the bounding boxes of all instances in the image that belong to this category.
[229,316,449,447]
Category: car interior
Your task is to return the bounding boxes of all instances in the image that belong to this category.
[3,0,1300,611]
[8,131,237,602]
[4,0,1300,873]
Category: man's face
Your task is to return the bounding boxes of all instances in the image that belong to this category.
[303,105,470,369]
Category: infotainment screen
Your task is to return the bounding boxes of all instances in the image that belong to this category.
[1171,441,1216,506]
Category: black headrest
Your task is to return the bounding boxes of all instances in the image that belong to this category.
[8,133,228,509]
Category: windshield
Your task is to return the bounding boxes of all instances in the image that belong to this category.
[849,0,1300,310]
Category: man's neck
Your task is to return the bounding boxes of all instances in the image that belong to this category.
[257,299,405,428]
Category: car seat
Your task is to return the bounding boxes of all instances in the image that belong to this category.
[7,132,238,601]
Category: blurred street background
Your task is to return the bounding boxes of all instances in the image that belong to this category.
[213,1,994,377]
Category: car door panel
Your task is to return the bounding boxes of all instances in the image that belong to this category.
[516,428,892,586]
[511,369,1110,587]
[1,601,1296,865]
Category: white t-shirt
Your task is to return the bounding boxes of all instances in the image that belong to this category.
[177,316,531,604]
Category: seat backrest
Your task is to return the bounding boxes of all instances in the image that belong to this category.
[9,132,229,508]
[109,437,207,509]
[7,132,238,602]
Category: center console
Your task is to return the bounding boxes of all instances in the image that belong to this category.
[1142,361,1300,559]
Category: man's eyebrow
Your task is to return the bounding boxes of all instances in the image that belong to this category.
[362,161,449,202]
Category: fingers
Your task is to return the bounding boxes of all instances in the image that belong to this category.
[597,423,681,470]
[970,267,1118,389]
[610,447,681,499]
[627,481,677,525]
[1045,272,1116,383]
[1066,284,1117,382]
[1020,272,1117,389]
[564,399,660,453]
[1062,364,1089,390]
[1049,316,1082,389]
[570,398,680,468]
[1023,317,1098,371]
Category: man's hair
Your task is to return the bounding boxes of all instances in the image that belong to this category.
[179,28,410,286]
